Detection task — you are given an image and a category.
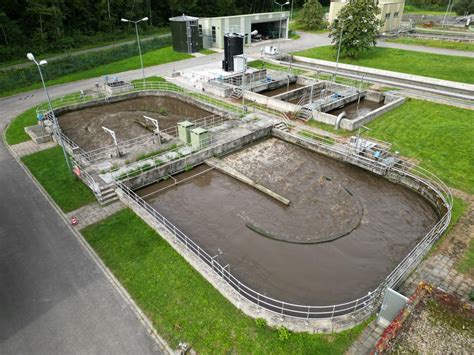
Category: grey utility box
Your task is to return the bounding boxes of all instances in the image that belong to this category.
[190,127,210,150]
[177,121,195,144]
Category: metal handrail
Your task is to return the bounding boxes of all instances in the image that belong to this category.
[114,129,452,320]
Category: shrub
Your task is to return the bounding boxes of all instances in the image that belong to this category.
[255,318,267,329]
[278,326,291,342]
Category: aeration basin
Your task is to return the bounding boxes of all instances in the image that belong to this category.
[136,138,439,306]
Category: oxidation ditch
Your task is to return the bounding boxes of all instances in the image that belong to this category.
[136,138,438,306]
[328,98,385,120]
[57,96,212,150]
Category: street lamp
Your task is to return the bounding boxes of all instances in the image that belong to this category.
[27,52,72,174]
[274,1,290,59]
[121,17,149,85]
[333,15,353,83]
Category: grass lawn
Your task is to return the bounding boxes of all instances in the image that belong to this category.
[82,208,369,353]
[403,5,455,15]
[5,106,38,145]
[458,238,474,275]
[199,48,217,55]
[293,46,474,84]
[385,38,474,52]
[21,146,95,212]
[366,99,474,194]
[2,46,192,98]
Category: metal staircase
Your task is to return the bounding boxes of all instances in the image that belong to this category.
[295,106,313,121]
[230,87,243,99]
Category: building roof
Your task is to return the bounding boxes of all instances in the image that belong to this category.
[200,11,289,20]
[169,14,199,22]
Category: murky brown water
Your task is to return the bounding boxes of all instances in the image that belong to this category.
[58,96,212,150]
[138,139,438,306]
[260,83,305,97]
[328,98,385,119]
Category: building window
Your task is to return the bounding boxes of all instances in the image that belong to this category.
[198,24,203,36]
[394,12,399,18]
[212,26,216,43]
[385,13,391,19]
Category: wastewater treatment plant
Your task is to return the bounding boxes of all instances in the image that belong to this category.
[24,58,452,333]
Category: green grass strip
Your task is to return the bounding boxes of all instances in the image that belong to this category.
[5,106,38,145]
[21,146,95,212]
[294,46,474,84]
[82,208,369,353]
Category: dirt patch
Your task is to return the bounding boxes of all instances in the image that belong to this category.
[390,292,474,354]
[57,96,212,151]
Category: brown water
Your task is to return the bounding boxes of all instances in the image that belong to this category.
[138,139,438,306]
[328,98,385,120]
[58,96,212,151]
[260,83,305,97]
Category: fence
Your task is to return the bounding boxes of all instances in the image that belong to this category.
[114,128,452,321]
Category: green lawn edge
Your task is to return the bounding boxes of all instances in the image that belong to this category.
[82,208,369,353]
[5,106,38,145]
[21,146,95,212]
[293,46,474,84]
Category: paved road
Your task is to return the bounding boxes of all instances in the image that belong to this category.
[378,40,474,58]
[0,101,165,353]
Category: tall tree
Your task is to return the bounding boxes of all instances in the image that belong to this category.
[453,0,474,15]
[297,0,325,30]
[329,0,382,58]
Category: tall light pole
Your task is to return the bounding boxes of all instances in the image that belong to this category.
[333,15,353,84]
[121,17,148,85]
[274,1,290,59]
[27,52,72,174]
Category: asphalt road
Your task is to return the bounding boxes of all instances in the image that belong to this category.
[0,89,165,353]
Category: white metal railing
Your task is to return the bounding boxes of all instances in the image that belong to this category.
[114,129,452,321]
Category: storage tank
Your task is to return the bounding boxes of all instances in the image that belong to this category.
[169,14,202,53]
[222,33,244,72]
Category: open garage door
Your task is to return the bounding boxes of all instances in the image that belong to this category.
[251,20,286,42]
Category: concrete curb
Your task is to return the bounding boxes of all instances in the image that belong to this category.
[2,125,173,354]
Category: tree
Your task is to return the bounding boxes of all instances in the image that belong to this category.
[297,0,325,30]
[453,0,474,15]
[329,0,382,58]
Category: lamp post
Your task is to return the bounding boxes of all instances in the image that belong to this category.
[27,53,72,174]
[121,17,148,85]
[274,1,290,59]
[333,15,353,83]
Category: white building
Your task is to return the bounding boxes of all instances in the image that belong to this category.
[328,0,406,32]
[198,12,290,49]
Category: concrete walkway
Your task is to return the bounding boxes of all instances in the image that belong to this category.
[66,201,125,230]
[379,40,474,58]
[9,140,56,158]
